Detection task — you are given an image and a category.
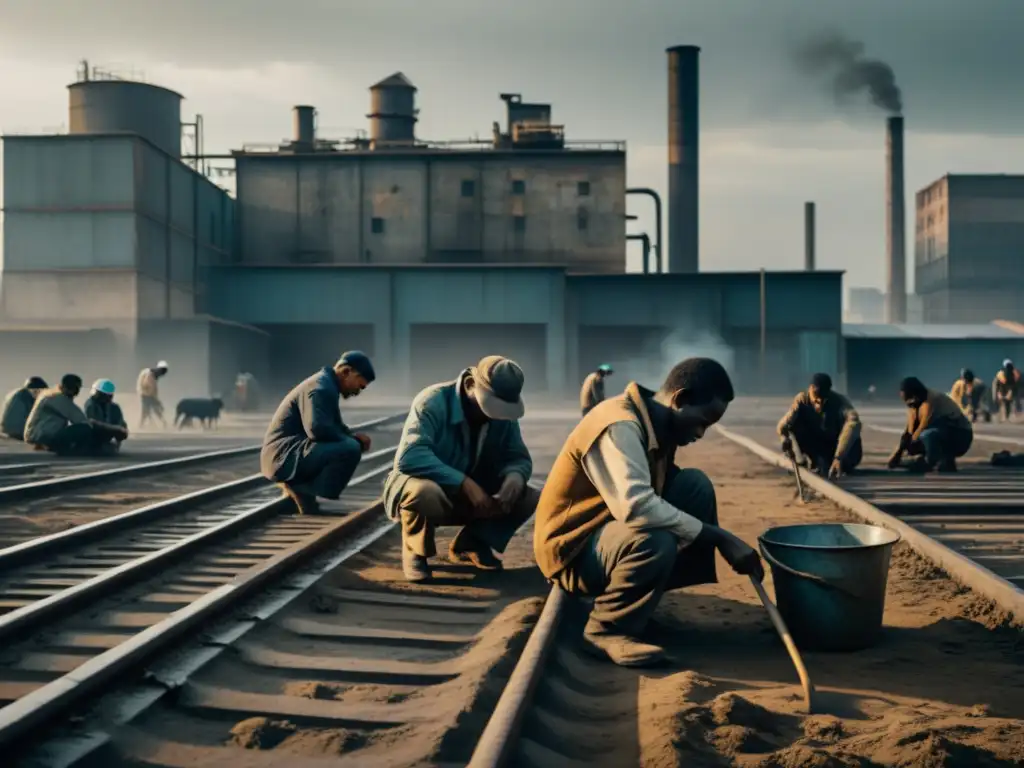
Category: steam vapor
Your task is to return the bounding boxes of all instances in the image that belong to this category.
[794,31,903,115]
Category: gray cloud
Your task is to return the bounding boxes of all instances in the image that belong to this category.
[793,31,903,115]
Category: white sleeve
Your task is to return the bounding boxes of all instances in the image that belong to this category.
[581,421,704,547]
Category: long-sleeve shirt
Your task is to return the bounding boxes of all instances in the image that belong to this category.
[24,389,88,445]
[137,368,159,398]
[85,396,127,430]
[581,420,704,547]
[904,388,971,441]
[580,372,606,414]
[776,390,862,462]
[1,388,36,438]
[993,369,1020,401]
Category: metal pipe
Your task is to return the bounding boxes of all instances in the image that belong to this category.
[667,45,700,274]
[804,202,816,271]
[627,233,652,274]
[626,188,663,273]
[886,116,906,323]
[760,268,767,386]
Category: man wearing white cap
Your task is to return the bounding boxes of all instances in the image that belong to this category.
[84,379,129,453]
[136,360,169,428]
[383,355,537,582]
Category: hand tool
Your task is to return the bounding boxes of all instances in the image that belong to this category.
[750,575,816,714]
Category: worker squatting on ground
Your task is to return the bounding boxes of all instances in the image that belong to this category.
[261,352,375,516]
[25,374,130,456]
[950,369,991,423]
[888,377,973,473]
[777,372,862,480]
[992,359,1020,421]
[580,364,614,416]
[383,356,538,583]
[136,361,169,428]
[1,376,48,440]
[84,379,129,452]
[533,358,764,668]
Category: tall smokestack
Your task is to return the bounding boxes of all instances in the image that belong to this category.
[667,45,700,274]
[886,115,906,323]
[804,201,816,271]
[293,105,315,147]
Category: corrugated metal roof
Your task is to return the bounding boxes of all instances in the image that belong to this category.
[843,322,1024,340]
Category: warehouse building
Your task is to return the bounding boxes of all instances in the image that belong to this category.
[915,174,1024,323]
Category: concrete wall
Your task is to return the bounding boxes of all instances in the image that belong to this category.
[235,150,625,272]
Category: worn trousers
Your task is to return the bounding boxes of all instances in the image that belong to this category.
[139,396,164,425]
[394,475,539,558]
[910,425,973,466]
[790,418,862,472]
[45,423,123,456]
[287,437,363,500]
[553,465,719,638]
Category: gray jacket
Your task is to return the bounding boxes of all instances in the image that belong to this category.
[260,367,354,482]
[24,389,88,445]
[1,388,35,438]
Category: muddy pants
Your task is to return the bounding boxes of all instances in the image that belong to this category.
[393,475,539,558]
[286,437,363,500]
[43,423,124,456]
[553,465,719,639]
[909,425,973,467]
[789,418,863,472]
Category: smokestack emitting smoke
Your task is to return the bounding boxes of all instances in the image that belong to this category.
[886,116,906,323]
[793,31,902,115]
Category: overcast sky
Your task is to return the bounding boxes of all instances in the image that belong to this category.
[2,0,1023,291]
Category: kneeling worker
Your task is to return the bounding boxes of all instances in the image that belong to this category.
[950,369,989,423]
[383,355,537,583]
[1,376,48,440]
[888,376,973,473]
[25,374,127,455]
[261,352,376,515]
[580,364,614,416]
[777,372,862,480]
[84,379,129,453]
[534,357,763,667]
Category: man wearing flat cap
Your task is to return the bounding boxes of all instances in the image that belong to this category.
[262,351,376,515]
[384,355,538,582]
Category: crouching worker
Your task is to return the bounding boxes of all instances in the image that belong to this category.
[888,376,973,473]
[1,376,48,440]
[534,358,763,668]
[383,356,538,583]
[84,379,129,453]
[950,369,989,423]
[778,372,862,480]
[25,374,127,456]
[261,352,375,515]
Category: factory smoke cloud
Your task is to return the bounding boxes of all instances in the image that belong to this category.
[794,31,903,115]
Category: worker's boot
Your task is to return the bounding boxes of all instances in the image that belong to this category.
[581,631,668,668]
[449,529,503,571]
[278,483,321,515]
[937,457,957,473]
[905,457,932,474]
[402,546,431,583]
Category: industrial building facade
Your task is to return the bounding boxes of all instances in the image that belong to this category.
[915,174,1024,323]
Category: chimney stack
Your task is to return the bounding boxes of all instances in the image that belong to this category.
[804,202,816,271]
[293,105,315,147]
[886,115,906,323]
[667,45,700,274]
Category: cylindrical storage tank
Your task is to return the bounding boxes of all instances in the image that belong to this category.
[667,45,700,274]
[367,72,417,144]
[293,105,316,146]
[886,116,906,323]
[68,80,183,159]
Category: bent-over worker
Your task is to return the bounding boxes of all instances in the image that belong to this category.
[261,352,375,516]
[1,376,48,440]
[580,364,614,416]
[383,355,538,583]
[778,372,862,480]
[85,379,129,453]
[534,358,763,668]
[888,377,973,473]
[992,359,1020,422]
[137,361,169,428]
[950,369,989,423]
[25,374,127,456]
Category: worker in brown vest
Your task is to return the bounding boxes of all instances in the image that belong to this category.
[887,376,973,473]
[778,373,862,480]
[534,357,763,667]
[580,364,614,416]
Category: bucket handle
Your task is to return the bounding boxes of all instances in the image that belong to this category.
[758,542,864,600]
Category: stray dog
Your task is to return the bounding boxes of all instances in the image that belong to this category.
[175,397,224,429]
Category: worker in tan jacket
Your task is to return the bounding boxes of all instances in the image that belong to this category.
[992,359,1020,421]
[534,358,763,668]
[888,377,973,473]
[136,360,169,428]
[580,364,614,416]
[777,372,862,480]
[950,369,989,423]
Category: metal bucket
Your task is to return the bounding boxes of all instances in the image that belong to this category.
[758,523,901,652]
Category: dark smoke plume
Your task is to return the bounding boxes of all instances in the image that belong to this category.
[794,31,902,115]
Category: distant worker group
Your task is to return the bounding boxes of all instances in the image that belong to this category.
[951,359,1020,423]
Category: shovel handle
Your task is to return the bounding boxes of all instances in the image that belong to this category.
[750,575,816,714]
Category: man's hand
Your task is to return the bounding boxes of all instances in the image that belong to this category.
[780,435,794,457]
[461,476,500,518]
[353,433,371,453]
[886,451,902,469]
[717,533,765,582]
[492,474,524,514]
[827,459,843,481]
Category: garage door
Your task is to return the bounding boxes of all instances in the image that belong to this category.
[408,324,547,394]
[262,323,375,394]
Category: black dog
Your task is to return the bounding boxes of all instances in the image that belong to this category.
[175,397,224,429]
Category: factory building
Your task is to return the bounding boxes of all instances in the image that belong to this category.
[915,174,1024,323]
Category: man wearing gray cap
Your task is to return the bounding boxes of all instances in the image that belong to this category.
[261,351,375,515]
[383,355,537,582]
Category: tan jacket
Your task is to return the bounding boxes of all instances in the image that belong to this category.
[993,369,1020,401]
[534,381,669,579]
[24,389,88,445]
[579,372,605,413]
[905,389,971,441]
[776,390,861,462]
[137,368,159,397]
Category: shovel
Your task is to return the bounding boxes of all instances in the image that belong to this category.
[750,575,816,714]
[787,453,807,503]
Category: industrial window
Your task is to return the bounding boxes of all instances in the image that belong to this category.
[371,217,385,234]
[511,179,526,195]
[577,207,589,231]
[461,179,475,197]
[577,181,591,197]
[512,215,526,232]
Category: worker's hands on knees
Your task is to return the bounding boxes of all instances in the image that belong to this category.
[492,474,524,514]
[827,459,843,481]
[461,476,500,518]
[780,436,793,457]
[353,432,371,453]
[717,533,764,582]
[886,451,902,470]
